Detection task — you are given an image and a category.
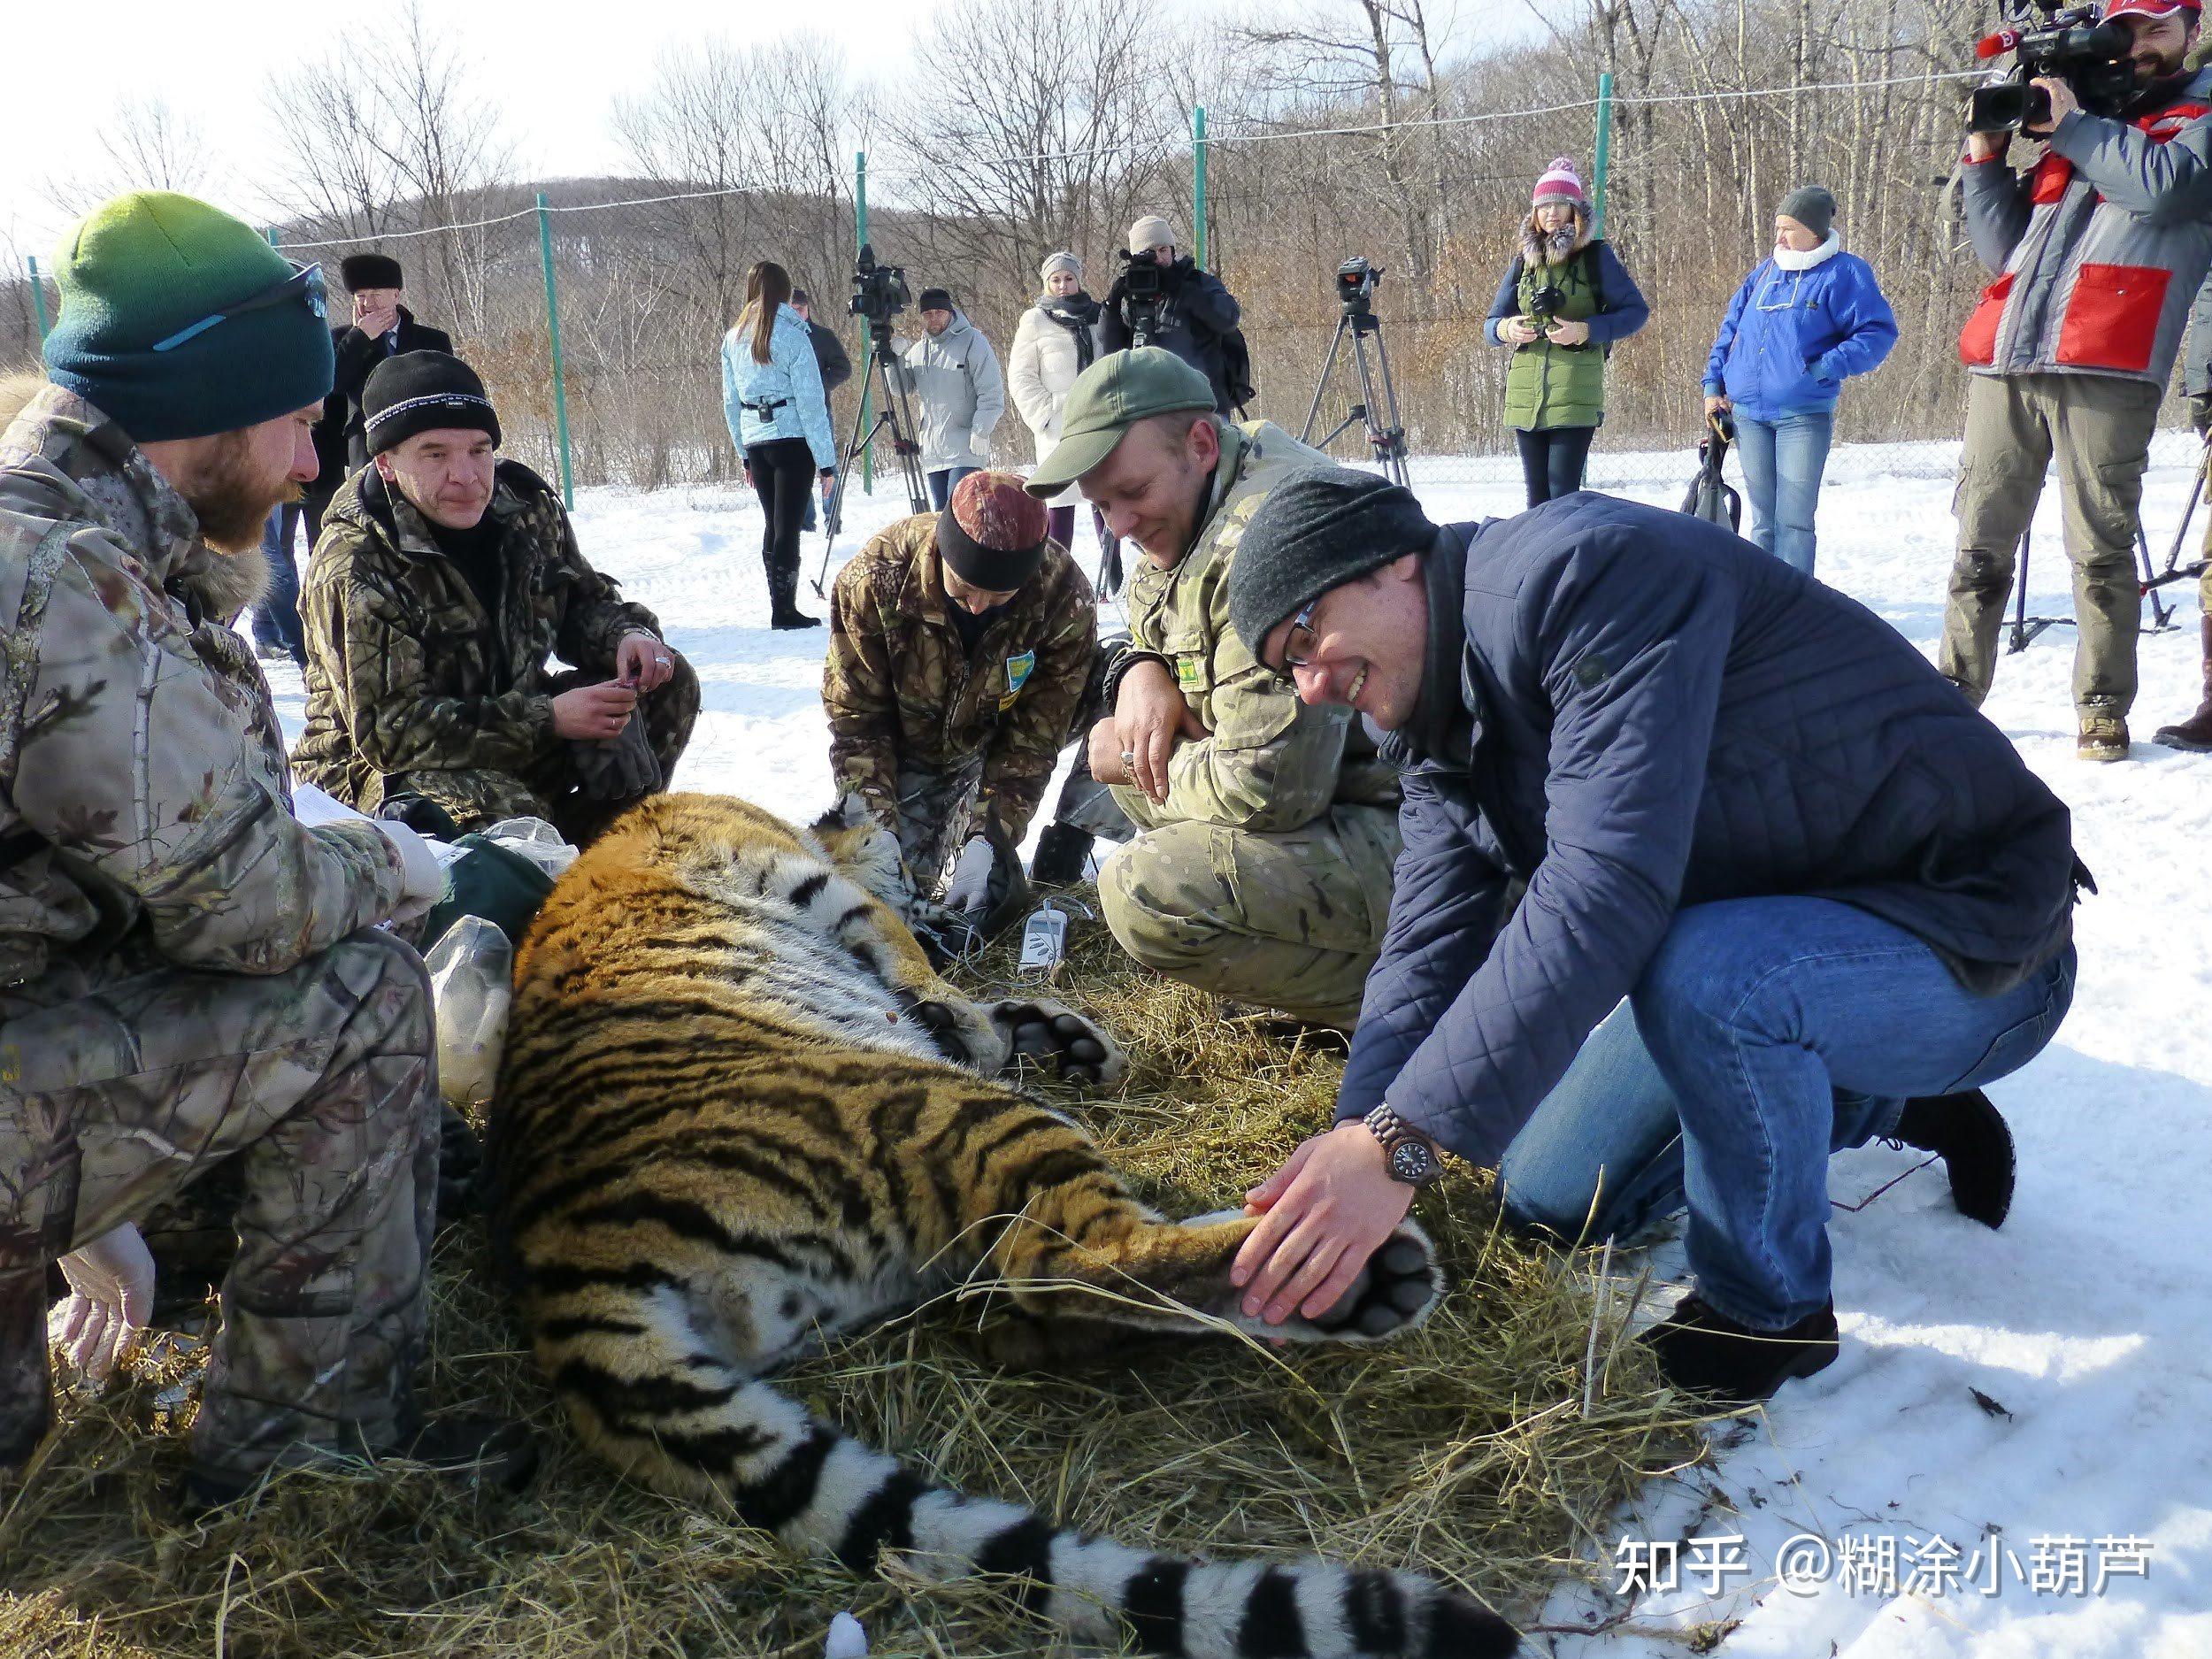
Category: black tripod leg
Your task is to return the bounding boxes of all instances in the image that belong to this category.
[2008,528,2032,655]
[2138,525,2174,631]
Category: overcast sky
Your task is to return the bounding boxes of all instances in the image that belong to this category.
[3,0,924,264]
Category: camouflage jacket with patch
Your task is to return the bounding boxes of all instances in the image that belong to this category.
[0,384,405,991]
[292,460,663,813]
[824,513,1097,843]
[1117,420,1401,833]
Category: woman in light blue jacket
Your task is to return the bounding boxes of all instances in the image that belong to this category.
[722,260,838,629]
[1702,187,1897,577]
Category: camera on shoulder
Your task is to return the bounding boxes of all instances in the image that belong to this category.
[1968,0,2136,135]
[1118,246,1167,300]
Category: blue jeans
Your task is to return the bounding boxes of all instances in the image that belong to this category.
[1733,410,1833,576]
[1497,897,2076,1331]
[253,502,306,664]
[926,465,979,510]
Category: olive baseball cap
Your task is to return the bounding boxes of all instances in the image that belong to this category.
[1025,347,1217,496]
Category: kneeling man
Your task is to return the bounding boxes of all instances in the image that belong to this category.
[295,353,696,844]
[1225,471,2081,1402]
[824,470,1098,910]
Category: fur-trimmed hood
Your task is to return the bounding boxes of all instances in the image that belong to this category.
[1520,207,1594,270]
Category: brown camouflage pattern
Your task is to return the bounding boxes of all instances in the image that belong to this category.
[824,513,1097,849]
[0,383,431,1479]
[293,460,695,834]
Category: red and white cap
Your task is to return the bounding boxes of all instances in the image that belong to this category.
[1531,157,1589,210]
[2101,0,2200,22]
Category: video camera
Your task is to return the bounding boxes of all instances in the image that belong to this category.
[849,243,910,334]
[1118,245,1167,300]
[1335,256,1381,313]
[1969,0,2135,135]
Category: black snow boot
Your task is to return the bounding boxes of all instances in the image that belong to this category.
[1640,1295,1839,1404]
[2153,617,2212,751]
[766,560,819,630]
[1893,1088,2016,1229]
[1028,823,1094,887]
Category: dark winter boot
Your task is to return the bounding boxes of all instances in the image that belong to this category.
[1893,1088,2015,1229]
[1028,822,1094,887]
[180,1415,538,1517]
[2153,618,2212,752]
[1640,1295,1839,1404]
[766,560,819,631]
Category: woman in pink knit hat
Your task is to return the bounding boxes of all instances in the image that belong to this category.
[1486,155,1648,506]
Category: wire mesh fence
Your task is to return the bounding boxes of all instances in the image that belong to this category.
[4,65,2206,502]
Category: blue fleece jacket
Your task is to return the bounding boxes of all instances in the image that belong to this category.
[1702,239,1897,421]
[722,303,838,472]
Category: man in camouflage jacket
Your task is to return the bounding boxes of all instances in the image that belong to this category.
[1026,349,1401,1030]
[294,352,698,846]
[824,471,1098,898]
[0,194,475,1502]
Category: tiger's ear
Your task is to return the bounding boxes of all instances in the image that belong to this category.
[810,793,877,835]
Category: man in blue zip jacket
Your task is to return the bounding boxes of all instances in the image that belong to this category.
[1219,469,2083,1403]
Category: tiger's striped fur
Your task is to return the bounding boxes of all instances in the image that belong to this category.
[488,792,1517,1659]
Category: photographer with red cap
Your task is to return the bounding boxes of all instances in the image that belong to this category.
[1942,0,2212,762]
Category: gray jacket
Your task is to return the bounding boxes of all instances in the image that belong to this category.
[1960,70,2212,387]
[890,311,1006,472]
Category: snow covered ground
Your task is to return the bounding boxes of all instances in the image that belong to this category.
[265,437,2212,1657]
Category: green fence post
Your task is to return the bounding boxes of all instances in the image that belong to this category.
[1591,73,1615,240]
[1193,105,1210,270]
[265,227,280,250]
[856,150,873,495]
[27,255,50,341]
[535,191,576,508]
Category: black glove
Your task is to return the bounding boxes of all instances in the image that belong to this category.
[1162,256,1195,291]
[570,710,662,802]
[2191,391,2212,437]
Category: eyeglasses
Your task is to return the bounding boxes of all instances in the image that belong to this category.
[151,262,328,353]
[1754,268,1807,312]
[1271,601,1319,682]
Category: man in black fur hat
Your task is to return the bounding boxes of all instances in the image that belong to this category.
[304,252,453,541]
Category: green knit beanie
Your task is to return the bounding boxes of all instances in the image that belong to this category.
[42,192,334,443]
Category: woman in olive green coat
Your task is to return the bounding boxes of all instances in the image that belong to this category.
[1485,156,1649,505]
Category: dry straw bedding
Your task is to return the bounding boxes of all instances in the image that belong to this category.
[0,915,1707,1658]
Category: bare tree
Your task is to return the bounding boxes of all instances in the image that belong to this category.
[42,97,226,221]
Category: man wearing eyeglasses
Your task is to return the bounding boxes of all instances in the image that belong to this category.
[1219,469,2083,1405]
[0,193,528,1508]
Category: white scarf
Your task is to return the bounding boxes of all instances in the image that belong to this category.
[1772,232,1841,273]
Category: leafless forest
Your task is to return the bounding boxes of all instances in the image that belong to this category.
[4,0,2064,488]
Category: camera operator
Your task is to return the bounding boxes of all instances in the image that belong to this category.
[1101,216,1245,416]
[1941,0,2212,763]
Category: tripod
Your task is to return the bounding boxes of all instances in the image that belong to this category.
[1300,290,1409,488]
[813,319,932,597]
[2005,517,2182,653]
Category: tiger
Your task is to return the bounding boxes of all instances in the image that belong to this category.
[486,792,1519,1659]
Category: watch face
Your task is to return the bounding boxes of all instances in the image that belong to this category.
[1389,1138,1437,1185]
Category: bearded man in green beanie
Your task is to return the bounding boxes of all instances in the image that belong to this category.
[0,192,529,1509]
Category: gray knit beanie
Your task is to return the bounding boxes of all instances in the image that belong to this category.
[1226,467,1436,658]
[1778,185,1836,239]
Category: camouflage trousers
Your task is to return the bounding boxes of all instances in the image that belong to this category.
[373,657,701,847]
[0,930,437,1486]
[1096,800,1402,1029]
[892,757,990,896]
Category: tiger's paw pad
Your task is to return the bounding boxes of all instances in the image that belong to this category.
[985,999,1127,1087]
[1300,1225,1442,1342]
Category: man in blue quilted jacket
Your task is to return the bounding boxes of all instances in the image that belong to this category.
[1219,469,2084,1404]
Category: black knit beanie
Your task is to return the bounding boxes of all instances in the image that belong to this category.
[362,351,502,456]
[938,470,1049,590]
[1227,466,1436,657]
[341,251,404,291]
[917,287,955,313]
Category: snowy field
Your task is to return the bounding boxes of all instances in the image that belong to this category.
[265,438,2212,1657]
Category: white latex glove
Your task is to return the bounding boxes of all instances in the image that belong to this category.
[943,836,995,913]
[367,817,448,923]
[49,1224,155,1383]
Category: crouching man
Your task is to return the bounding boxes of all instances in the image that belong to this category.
[1025,349,1401,1030]
[1224,470,2083,1403]
[294,352,697,846]
[1,193,524,1506]
[824,471,1098,914]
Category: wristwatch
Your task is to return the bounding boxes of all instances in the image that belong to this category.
[1362,1104,1444,1187]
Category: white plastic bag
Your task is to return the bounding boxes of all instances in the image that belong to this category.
[425,916,513,1107]
[824,1612,867,1658]
[480,816,579,879]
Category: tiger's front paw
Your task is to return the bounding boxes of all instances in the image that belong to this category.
[985,998,1127,1088]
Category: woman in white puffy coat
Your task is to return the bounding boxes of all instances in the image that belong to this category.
[1008,251,1119,590]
